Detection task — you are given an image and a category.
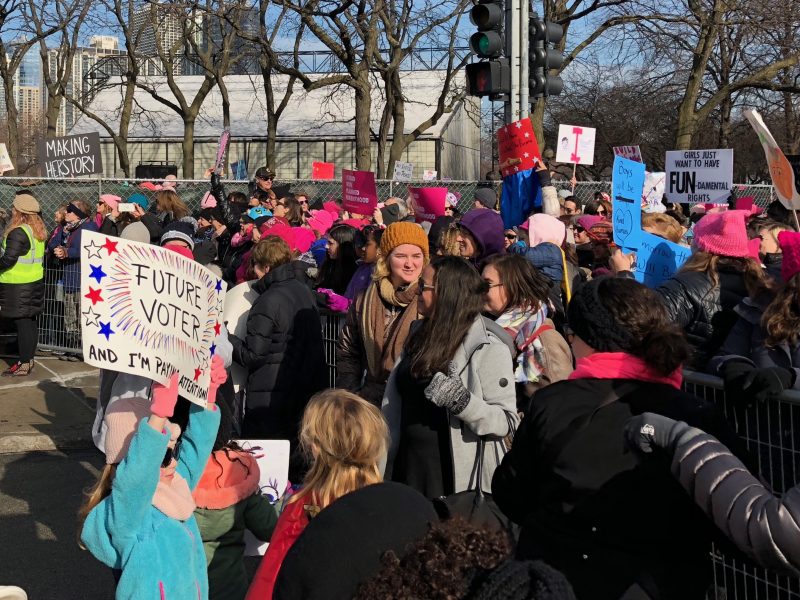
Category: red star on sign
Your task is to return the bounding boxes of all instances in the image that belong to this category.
[213,321,221,336]
[103,238,119,255]
[193,368,202,381]
[85,287,104,305]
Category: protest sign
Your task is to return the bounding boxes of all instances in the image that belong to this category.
[643,172,666,210]
[613,146,643,163]
[213,129,231,175]
[0,143,13,174]
[787,155,800,202]
[393,161,413,182]
[497,118,541,177]
[629,231,691,288]
[409,187,447,222]
[423,169,437,181]
[231,159,247,180]
[664,149,733,204]
[745,109,800,210]
[38,132,103,178]
[312,161,335,180]
[555,124,596,165]
[80,231,226,406]
[736,196,755,213]
[342,169,378,214]
[612,156,646,247]
[237,439,291,556]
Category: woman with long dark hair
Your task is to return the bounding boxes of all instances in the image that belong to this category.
[315,224,359,295]
[492,277,754,600]
[383,256,518,498]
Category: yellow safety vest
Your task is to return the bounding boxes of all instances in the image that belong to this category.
[0,225,44,284]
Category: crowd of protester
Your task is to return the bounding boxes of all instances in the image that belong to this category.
[4,160,800,600]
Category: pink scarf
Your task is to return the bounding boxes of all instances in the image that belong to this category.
[568,352,683,390]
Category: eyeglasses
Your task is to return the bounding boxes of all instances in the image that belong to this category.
[504,233,517,240]
[417,278,435,292]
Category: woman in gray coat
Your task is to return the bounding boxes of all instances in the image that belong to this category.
[626,412,800,575]
[382,256,519,498]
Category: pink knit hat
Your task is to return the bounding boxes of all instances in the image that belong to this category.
[100,194,121,211]
[308,210,335,235]
[576,215,603,232]
[528,213,566,246]
[103,396,149,464]
[292,227,316,253]
[263,222,295,251]
[779,231,800,282]
[692,210,749,258]
[200,191,217,208]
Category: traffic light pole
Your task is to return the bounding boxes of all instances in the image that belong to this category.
[519,0,529,118]
[504,0,520,125]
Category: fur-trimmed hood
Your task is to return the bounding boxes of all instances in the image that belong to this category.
[193,450,260,509]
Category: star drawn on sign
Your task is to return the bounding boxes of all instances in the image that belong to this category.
[515,121,523,129]
[103,238,119,255]
[82,306,101,327]
[215,279,223,293]
[514,166,519,172]
[89,264,107,284]
[209,343,217,356]
[84,240,103,259]
[98,321,115,340]
[213,322,221,336]
[85,287,104,305]
[524,132,530,138]
[523,152,530,158]
[193,368,202,382]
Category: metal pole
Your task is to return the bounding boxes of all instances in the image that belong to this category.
[505,0,519,124]
[519,0,529,118]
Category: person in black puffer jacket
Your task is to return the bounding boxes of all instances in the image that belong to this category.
[229,236,327,480]
[492,277,756,600]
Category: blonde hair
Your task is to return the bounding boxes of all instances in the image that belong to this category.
[292,389,388,510]
[5,209,47,241]
[642,213,683,244]
[155,190,189,219]
[437,225,461,256]
[77,464,116,548]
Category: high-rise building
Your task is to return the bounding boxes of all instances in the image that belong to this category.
[131,2,203,75]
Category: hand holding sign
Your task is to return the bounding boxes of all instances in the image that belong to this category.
[80,231,226,406]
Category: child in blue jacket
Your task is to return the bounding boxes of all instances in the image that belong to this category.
[79,357,226,600]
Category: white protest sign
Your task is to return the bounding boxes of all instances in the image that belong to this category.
[744,109,800,210]
[665,149,733,204]
[643,171,666,211]
[236,439,291,556]
[555,124,596,165]
[393,161,413,182]
[423,169,437,181]
[223,281,258,394]
[80,231,226,406]
[613,145,643,163]
[0,143,14,174]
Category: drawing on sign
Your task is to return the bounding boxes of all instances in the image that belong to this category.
[613,146,643,163]
[555,124,596,165]
[744,109,800,210]
[393,161,413,182]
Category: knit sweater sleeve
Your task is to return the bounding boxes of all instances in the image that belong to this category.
[176,403,222,490]
[80,419,170,566]
[0,227,30,270]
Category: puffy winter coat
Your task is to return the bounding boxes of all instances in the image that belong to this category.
[638,414,800,575]
[193,450,278,600]
[492,378,756,600]
[0,226,44,319]
[46,219,98,292]
[230,261,327,443]
[656,267,749,369]
[510,241,564,284]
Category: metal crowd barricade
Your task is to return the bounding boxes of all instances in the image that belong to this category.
[683,370,800,599]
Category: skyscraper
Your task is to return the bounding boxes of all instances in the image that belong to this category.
[131,2,203,75]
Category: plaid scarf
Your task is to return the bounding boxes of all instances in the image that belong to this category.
[495,304,548,383]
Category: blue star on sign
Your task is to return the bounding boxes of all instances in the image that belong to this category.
[215,279,223,293]
[98,321,115,340]
[89,264,107,284]
[210,343,217,356]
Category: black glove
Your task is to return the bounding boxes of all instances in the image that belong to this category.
[719,359,755,407]
[424,362,470,415]
[741,367,795,403]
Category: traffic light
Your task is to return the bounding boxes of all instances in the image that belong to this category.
[466,59,510,97]
[467,0,509,98]
[529,12,564,98]
[469,0,504,59]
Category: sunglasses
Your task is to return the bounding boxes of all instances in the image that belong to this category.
[575,226,585,233]
[505,233,517,240]
[162,439,181,468]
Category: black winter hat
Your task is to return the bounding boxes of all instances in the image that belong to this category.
[466,560,576,600]
[273,482,438,600]
[566,276,636,352]
[474,187,498,210]
[160,219,196,249]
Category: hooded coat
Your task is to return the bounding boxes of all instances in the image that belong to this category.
[458,209,505,267]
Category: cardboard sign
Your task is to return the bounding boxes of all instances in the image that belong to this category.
[236,439,291,556]
[80,231,226,406]
[630,231,691,288]
[0,143,14,174]
[342,169,378,214]
[393,161,413,182]
[555,124,596,165]
[612,156,646,247]
[665,149,733,204]
[312,161,335,180]
[231,159,247,180]
[613,145,643,163]
[214,129,231,176]
[409,187,447,222]
[38,132,103,178]
[744,109,800,210]
[423,169,437,181]
[498,118,541,177]
[643,171,666,209]
[786,155,800,205]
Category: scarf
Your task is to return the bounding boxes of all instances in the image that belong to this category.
[64,216,88,234]
[153,470,196,521]
[495,305,548,384]
[569,352,683,389]
[361,277,420,380]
